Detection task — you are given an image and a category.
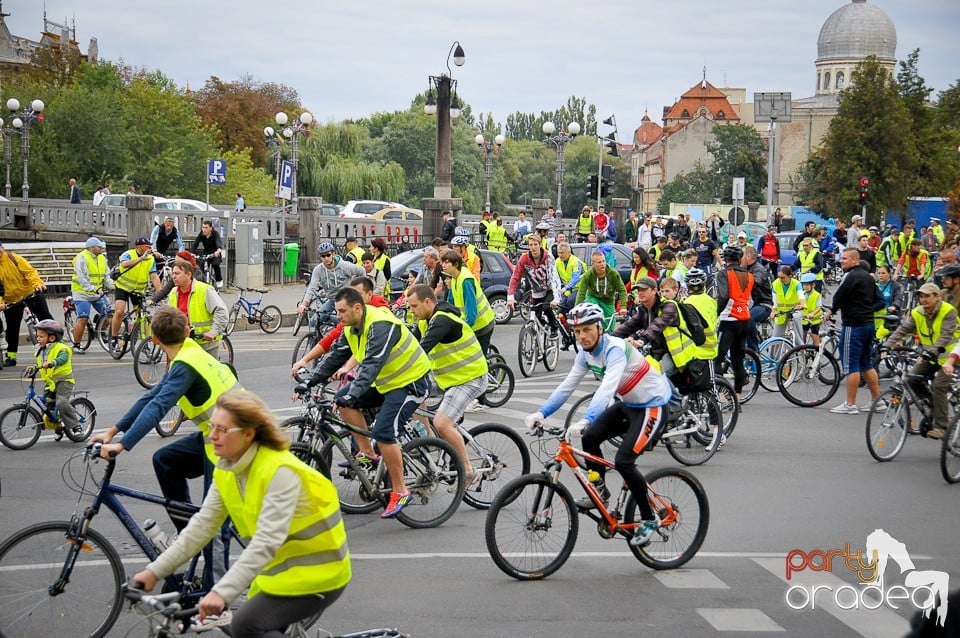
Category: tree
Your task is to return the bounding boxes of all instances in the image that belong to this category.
[792,151,830,213]
[504,96,597,141]
[706,123,767,204]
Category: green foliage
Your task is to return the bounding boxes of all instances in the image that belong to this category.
[706,123,767,203]
[504,97,597,141]
[206,148,275,206]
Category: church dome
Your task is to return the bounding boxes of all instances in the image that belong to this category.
[817,0,896,62]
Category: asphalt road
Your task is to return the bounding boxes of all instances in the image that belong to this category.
[0,320,957,637]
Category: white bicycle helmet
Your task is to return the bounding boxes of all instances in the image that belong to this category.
[568,303,605,327]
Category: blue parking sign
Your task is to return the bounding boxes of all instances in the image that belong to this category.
[208,159,227,184]
[277,160,293,200]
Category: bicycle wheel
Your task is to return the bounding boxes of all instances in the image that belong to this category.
[65,397,96,442]
[0,521,125,638]
[777,345,842,407]
[758,337,793,392]
[0,404,42,450]
[739,349,761,403]
[941,415,960,484]
[292,333,319,369]
[133,339,166,390]
[517,322,538,378]
[462,423,531,510]
[542,331,560,371]
[318,437,380,514]
[623,467,710,570]
[226,306,239,336]
[292,311,306,337]
[217,337,234,366]
[155,404,186,438]
[395,436,465,529]
[108,317,132,360]
[94,312,115,353]
[479,362,514,408]
[712,378,740,439]
[516,290,532,322]
[288,441,331,480]
[259,305,282,333]
[663,393,721,466]
[484,473,579,580]
[865,387,911,462]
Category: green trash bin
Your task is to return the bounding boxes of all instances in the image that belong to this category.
[283,243,300,277]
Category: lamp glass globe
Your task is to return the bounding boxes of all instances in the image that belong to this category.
[542,121,556,135]
[275,112,289,126]
[6,98,19,112]
[30,100,44,113]
[568,121,581,136]
[494,134,505,146]
[300,112,313,126]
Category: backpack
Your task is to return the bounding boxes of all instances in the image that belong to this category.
[675,299,707,346]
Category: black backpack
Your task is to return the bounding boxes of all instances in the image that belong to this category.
[675,299,707,347]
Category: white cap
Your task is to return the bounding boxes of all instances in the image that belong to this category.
[737,231,747,239]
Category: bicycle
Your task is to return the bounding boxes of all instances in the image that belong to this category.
[291,299,340,373]
[62,294,110,352]
[942,409,960,484]
[288,395,465,528]
[0,367,96,450]
[133,334,235,390]
[97,299,155,359]
[0,443,244,637]
[754,309,805,392]
[775,321,843,407]
[517,303,561,377]
[718,347,762,403]
[226,286,282,335]
[484,422,709,580]
[866,346,960,463]
[192,252,218,286]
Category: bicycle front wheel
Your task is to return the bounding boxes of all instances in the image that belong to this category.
[0,521,125,638]
[288,441,331,480]
[484,473,579,580]
[259,305,282,333]
[217,337,234,366]
[133,339,167,390]
[624,467,710,570]
[291,333,319,370]
[739,349,761,403]
[517,323,538,378]
[478,362,514,408]
[542,331,560,371]
[0,404,42,450]
[396,436,465,529]
[865,387,910,462]
[94,312,116,354]
[462,423,531,510]
[777,345,842,407]
[758,337,793,392]
[155,404,186,438]
[226,306,239,336]
[317,437,380,514]
[663,394,721,466]
[65,397,96,442]
[941,415,960,484]
[712,378,740,439]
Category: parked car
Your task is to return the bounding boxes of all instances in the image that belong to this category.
[321,203,343,217]
[775,231,802,267]
[569,242,633,283]
[101,194,169,209]
[339,200,401,218]
[368,207,423,221]
[388,247,516,324]
[155,198,219,212]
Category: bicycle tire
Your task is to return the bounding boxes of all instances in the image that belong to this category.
[623,467,710,570]
[318,437,381,514]
[516,289,533,322]
[62,309,93,351]
[292,311,307,337]
[94,313,113,353]
[395,436,465,528]
[288,441,332,480]
[259,305,282,333]
[155,404,186,438]
[0,404,42,450]
[941,415,960,484]
[462,423,531,510]
[484,473,579,580]
[712,377,740,439]
[133,339,166,390]
[517,322,538,378]
[108,315,132,360]
[478,362,514,408]
[226,306,240,336]
[663,393,721,466]
[865,387,910,462]
[217,337,234,366]
[776,344,842,407]
[757,337,793,392]
[292,333,319,369]
[281,415,315,444]
[739,349,761,403]
[65,397,96,442]
[542,331,560,371]
[0,521,125,638]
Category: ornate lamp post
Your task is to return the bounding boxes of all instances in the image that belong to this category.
[475,133,504,212]
[264,110,312,245]
[0,98,45,199]
[542,120,580,218]
[423,42,465,238]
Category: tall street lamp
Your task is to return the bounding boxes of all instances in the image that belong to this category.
[542,120,580,218]
[0,98,45,199]
[425,41,465,210]
[475,132,504,212]
[264,110,313,242]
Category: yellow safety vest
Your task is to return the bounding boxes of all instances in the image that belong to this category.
[36,340,74,391]
[168,281,220,337]
[487,225,507,252]
[578,214,593,236]
[684,293,718,359]
[797,248,823,281]
[774,279,802,325]
[660,298,695,369]
[214,445,350,599]
[344,305,430,393]
[650,245,663,262]
[170,338,242,463]
[115,249,155,294]
[932,225,945,246]
[630,266,653,288]
[802,289,823,326]
[899,231,916,254]
[71,250,107,296]
[911,302,960,365]
[556,256,584,296]
[373,254,391,296]
[417,309,488,390]
[450,269,495,334]
[347,246,365,264]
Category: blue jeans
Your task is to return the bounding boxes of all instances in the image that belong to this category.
[74,296,110,319]
[748,305,771,352]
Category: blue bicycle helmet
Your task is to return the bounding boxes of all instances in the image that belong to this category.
[456,227,470,236]
[316,242,335,255]
[799,273,818,284]
[451,236,470,246]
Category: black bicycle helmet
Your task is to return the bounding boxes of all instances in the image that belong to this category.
[722,245,743,263]
[938,263,960,278]
[35,319,64,339]
[685,268,707,287]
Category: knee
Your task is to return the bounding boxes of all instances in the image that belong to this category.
[581,427,602,450]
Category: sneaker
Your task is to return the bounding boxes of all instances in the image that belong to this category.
[3,357,15,367]
[53,427,64,442]
[927,429,945,440]
[337,451,379,469]
[469,399,486,412]
[109,337,119,351]
[72,344,85,355]
[215,280,224,290]
[575,482,610,511]
[858,399,889,412]
[381,490,412,518]
[629,514,662,547]
[192,609,233,631]
[908,424,921,435]
[829,402,859,415]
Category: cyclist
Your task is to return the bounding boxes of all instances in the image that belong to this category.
[534,221,553,251]
[576,206,594,242]
[298,242,364,319]
[297,287,432,518]
[629,247,659,293]
[70,237,113,353]
[874,265,903,340]
[509,235,562,335]
[168,254,229,357]
[192,220,225,289]
[132,390,350,636]
[793,236,824,293]
[359,251,388,296]
[407,284,488,484]
[714,245,755,399]
[691,227,720,277]
[658,250,686,289]
[555,241,585,317]
[577,250,628,330]
[110,236,162,351]
[343,236,365,264]
[150,216,186,256]
[937,263,960,314]
[772,265,804,339]
[451,235,481,279]
[486,214,508,253]
[439,249,496,354]
[683,268,718,361]
[614,275,692,378]
[756,224,781,279]
[0,242,54,367]
[523,303,671,547]
[741,246,774,352]
[799,272,824,346]
[894,238,932,282]
[31,319,80,440]
[883,282,957,439]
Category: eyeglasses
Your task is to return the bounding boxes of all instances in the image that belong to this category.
[320,253,334,258]
[210,425,244,436]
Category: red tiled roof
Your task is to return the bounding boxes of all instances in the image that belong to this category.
[663,80,740,123]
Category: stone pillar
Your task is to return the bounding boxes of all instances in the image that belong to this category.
[126,195,157,245]
[422,197,462,242]
[531,198,550,222]
[433,76,453,200]
[299,197,321,252]
[611,198,629,243]
[747,201,761,223]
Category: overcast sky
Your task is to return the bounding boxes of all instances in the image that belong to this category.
[7,0,958,140]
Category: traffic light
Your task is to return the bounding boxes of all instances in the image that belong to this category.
[587,174,599,199]
[600,179,612,197]
[859,176,870,203]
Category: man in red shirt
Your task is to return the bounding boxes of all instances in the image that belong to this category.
[756,225,781,279]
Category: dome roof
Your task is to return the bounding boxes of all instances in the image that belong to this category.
[817,0,896,61]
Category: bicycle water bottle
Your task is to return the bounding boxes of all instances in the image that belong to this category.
[412,420,428,437]
[587,470,601,484]
[143,519,170,551]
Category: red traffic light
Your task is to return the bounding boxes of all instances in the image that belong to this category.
[859,176,870,188]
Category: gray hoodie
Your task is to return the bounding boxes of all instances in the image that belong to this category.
[302,256,365,304]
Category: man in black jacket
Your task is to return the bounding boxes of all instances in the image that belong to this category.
[440,210,457,242]
[742,246,773,351]
[822,247,882,414]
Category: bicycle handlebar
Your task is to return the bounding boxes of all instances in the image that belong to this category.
[123,584,199,622]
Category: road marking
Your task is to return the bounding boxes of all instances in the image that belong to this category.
[697,608,785,632]
[655,569,731,589]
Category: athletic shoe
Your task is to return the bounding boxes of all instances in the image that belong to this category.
[72,344,85,355]
[192,610,233,631]
[575,482,610,511]
[927,429,945,440]
[629,514,662,547]
[829,402,859,415]
[381,490,412,518]
[4,357,16,367]
[858,399,889,412]
[337,451,379,470]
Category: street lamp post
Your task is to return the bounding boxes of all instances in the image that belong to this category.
[423,42,465,238]
[0,98,45,200]
[264,110,313,238]
[542,120,580,218]
[475,133,504,212]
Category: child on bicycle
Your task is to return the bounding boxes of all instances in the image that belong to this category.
[524,302,672,547]
[799,273,823,346]
[31,320,80,440]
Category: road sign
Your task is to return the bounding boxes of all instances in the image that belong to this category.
[207,159,227,184]
[732,177,745,203]
[277,160,294,200]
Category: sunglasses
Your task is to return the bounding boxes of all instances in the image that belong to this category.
[320,253,334,258]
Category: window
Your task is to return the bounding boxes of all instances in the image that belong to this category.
[383,210,402,220]
[481,253,504,273]
[823,72,831,90]
[836,72,845,89]
[681,109,690,118]
[717,110,725,119]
